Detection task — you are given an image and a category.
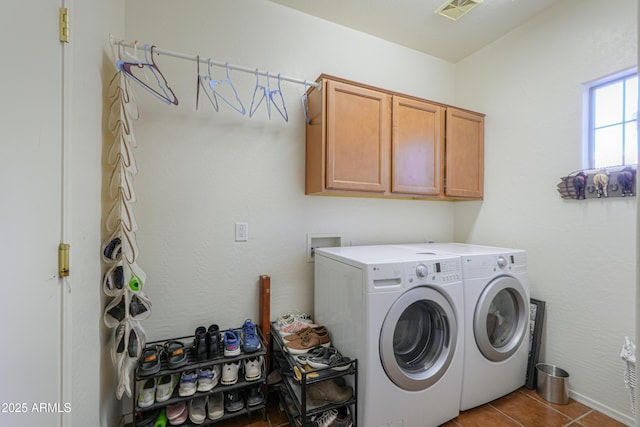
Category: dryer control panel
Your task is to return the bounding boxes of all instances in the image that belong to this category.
[404,257,462,286]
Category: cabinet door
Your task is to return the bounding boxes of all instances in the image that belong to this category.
[326,80,391,192]
[392,97,444,195]
[445,108,484,199]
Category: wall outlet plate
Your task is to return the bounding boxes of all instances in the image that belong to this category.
[307,233,342,262]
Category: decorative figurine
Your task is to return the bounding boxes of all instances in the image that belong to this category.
[573,172,587,200]
[617,167,635,197]
[593,170,609,198]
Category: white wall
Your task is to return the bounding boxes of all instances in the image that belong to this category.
[71,0,124,426]
[123,0,456,340]
[455,0,637,423]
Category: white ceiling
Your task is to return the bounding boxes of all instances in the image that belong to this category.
[269,0,564,63]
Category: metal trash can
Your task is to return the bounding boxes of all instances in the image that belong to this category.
[536,363,570,404]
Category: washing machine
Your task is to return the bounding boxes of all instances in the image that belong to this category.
[314,245,464,427]
[401,243,529,411]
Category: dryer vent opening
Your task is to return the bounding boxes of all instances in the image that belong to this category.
[435,0,483,21]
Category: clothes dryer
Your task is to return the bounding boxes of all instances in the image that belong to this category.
[314,245,464,427]
[401,243,529,411]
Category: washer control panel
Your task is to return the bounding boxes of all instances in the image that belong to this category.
[405,257,462,285]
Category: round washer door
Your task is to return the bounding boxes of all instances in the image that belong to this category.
[379,286,457,391]
[474,275,528,362]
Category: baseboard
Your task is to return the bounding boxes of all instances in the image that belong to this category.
[569,389,634,426]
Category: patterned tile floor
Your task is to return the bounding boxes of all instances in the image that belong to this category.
[133,387,627,427]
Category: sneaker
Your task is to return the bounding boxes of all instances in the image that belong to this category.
[285,330,331,354]
[223,330,241,356]
[188,395,207,425]
[307,347,351,371]
[178,370,198,397]
[207,392,224,420]
[166,401,186,424]
[244,356,264,381]
[242,319,262,352]
[284,325,328,342]
[225,390,245,412]
[313,409,338,427]
[246,384,264,406]
[155,374,178,402]
[331,406,353,427]
[221,360,241,385]
[279,317,317,337]
[137,378,156,408]
[196,365,220,392]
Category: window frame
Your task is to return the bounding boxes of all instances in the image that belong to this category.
[582,67,638,169]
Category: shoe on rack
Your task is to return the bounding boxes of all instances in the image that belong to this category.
[331,406,353,427]
[188,395,207,425]
[207,324,220,358]
[285,330,331,354]
[307,379,353,406]
[133,408,160,427]
[207,392,224,420]
[178,370,198,397]
[244,356,264,381]
[224,390,245,412]
[221,360,241,385]
[277,313,316,337]
[312,408,338,427]
[156,374,179,403]
[223,330,241,357]
[242,319,262,353]
[166,401,186,425]
[137,378,156,408]
[193,326,208,361]
[284,325,328,342]
[307,347,351,371]
[196,365,220,392]
[246,384,264,407]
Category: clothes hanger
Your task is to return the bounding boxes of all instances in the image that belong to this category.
[249,69,270,119]
[301,80,311,124]
[208,63,246,115]
[117,45,179,106]
[269,73,288,122]
[196,58,220,112]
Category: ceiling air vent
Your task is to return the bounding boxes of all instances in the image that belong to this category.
[435,0,483,21]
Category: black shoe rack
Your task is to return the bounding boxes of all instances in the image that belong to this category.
[132,326,268,426]
[269,322,357,426]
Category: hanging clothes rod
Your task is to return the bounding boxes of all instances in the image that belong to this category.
[113,37,321,89]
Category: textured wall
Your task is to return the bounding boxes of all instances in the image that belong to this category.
[455,0,637,423]
[123,0,457,343]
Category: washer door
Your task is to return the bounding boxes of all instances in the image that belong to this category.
[379,286,457,391]
[474,275,528,362]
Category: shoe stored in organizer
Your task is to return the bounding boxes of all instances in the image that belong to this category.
[207,392,224,420]
[306,379,353,406]
[244,356,264,381]
[246,384,264,407]
[330,406,353,427]
[223,330,241,357]
[196,365,220,392]
[178,370,198,397]
[221,360,241,385]
[224,390,245,412]
[155,374,178,403]
[285,330,331,354]
[242,319,262,353]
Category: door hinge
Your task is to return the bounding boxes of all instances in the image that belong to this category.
[59,243,70,278]
[59,8,70,43]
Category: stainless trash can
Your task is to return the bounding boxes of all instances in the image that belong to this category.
[536,363,569,404]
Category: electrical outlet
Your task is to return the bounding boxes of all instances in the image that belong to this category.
[235,222,248,242]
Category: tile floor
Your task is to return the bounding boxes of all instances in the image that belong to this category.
[208,387,627,427]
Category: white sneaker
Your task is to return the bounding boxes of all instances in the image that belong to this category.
[313,408,338,427]
[155,374,178,402]
[207,392,224,420]
[244,356,264,381]
[197,365,220,392]
[137,378,156,408]
[188,395,208,424]
[178,370,198,397]
[221,360,241,385]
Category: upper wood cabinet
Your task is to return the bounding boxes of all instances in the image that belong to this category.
[445,108,484,199]
[306,75,484,200]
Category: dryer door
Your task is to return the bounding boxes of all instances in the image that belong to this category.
[379,286,457,391]
[474,275,528,362]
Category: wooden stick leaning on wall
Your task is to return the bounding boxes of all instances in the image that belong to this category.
[259,274,271,373]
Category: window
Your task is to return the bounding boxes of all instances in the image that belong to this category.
[584,69,638,168]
